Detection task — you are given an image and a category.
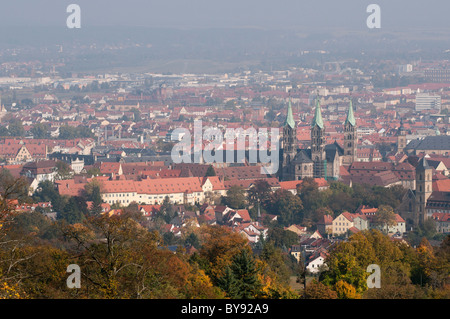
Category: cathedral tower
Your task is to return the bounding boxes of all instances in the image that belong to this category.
[280,98,297,181]
[311,96,326,178]
[343,99,357,165]
[415,157,432,225]
[397,118,407,154]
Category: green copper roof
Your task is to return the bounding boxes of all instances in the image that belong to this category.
[311,97,324,129]
[345,99,356,126]
[285,98,295,129]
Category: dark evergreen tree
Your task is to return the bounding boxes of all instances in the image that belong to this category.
[229,249,262,299]
[57,197,85,224]
[216,266,239,298]
[205,165,216,177]
[89,184,103,216]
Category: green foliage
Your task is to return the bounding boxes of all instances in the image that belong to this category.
[265,189,303,226]
[7,119,25,137]
[58,125,94,139]
[33,180,65,213]
[204,165,216,177]
[9,211,53,237]
[221,186,247,209]
[216,266,240,298]
[158,196,177,224]
[57,196,86,224]
[31,123,51,139]
[55,160,73,180]
[247,179,272,208]
[267,226,299,249]
[228,249,262,299]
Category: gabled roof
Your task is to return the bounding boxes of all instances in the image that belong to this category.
[407,136,450,151]
[293,149,313,163]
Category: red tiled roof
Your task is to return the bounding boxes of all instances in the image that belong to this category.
[433,179,450,192]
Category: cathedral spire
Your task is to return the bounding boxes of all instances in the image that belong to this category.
[285,97,295,129]
[345,99,356,126]
[311,95,324,129]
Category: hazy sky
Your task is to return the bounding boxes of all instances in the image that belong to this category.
[1,0,450,30]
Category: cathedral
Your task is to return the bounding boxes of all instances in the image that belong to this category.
[279,96,357,181]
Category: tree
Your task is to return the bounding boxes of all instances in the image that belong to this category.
[247,179,272,208]
[335,280,360,299]
[57,196,86,224]
[7,119,25,137]
[59,125,94,139]
[221,186,247,209]
[229,249,262,299]
[198,225,249,280]
[260,241,292,284]
[0,126,9,137]
[265,189,303,226]
[320,229,414,298]
[8,211,52,238]
[33,180,64,213]
[130,108,141,122]
[83,179,104,216]
[90,184,103,216]
[184,232,200,249]
[297,178,327,217]
[304,280,338,299]
[216,266,239,298]
[372,205,397,234]
[204,165,216,177]
[158,196,176,224]
[267,226,299,249]
[31,123,50,139]
[55,160,73,180]
[62,214,158,298]
[86,166,102,177]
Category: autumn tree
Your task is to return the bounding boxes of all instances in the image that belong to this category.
[62,214,160,298]
[321,229,418,299]
[304,279,338,299]
[197,225,249,281]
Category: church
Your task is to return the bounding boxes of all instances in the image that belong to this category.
[279,96,357,181]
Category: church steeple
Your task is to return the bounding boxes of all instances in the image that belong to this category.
[415,157,432,225]
[311,96,324,129]
[345,99,356,127]
[280,96,297,181]
[285,98,295,129]
[397,117,407,154]
[310,95,326,178]
[343,98,357,165]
